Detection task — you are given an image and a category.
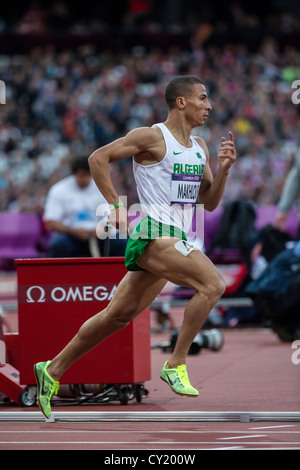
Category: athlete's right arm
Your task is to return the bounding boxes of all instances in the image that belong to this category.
[88,127,160,230]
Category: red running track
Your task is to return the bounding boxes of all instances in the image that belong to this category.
[0,307,299,450]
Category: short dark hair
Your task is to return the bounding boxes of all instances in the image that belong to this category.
[165,76,203,109]
[70,156,90,174]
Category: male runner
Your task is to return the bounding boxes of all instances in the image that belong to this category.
[34,76,236,418]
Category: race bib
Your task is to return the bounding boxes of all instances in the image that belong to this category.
[174,240,196,256]
[171,173,202,205]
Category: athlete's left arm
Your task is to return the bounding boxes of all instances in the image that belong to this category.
[197,132,236,212]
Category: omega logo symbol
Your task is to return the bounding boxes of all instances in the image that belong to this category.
[26,286,46,303]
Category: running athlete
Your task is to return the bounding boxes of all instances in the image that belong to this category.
[34,76,236,418]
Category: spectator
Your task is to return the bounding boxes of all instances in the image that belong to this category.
[44,155,127,257]
[276,150,300,238]
[0,39,299,214]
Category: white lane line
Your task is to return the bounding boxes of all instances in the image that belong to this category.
[250,425,296,430]
[212,446,244,450]
[219,434,266,440]
[0,441,299,446]
[227,447,300,450]
[1,429,299,434]
[0,441,250,445]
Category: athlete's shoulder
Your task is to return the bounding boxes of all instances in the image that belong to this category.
[124,125,164,152]
[193,135,209,158]
[126,125,162,142]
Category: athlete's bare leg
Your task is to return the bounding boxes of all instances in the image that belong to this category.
[47,271,167,381]
[47,237,224,381]
[137,237,226,369]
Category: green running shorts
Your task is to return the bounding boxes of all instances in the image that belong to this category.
[125,216,187,271]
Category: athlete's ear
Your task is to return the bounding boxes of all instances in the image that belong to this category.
[176,96,185,110]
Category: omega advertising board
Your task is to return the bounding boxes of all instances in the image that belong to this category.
[15,257,151,385]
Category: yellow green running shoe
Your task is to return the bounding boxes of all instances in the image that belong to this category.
[34,361,59,418]
[160,361,199,397]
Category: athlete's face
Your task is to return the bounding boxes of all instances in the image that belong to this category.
[184,83,212,127]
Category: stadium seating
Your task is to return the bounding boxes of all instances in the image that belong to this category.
[0,205,298,264]
[0,212,45,260]
[255,205,299,239]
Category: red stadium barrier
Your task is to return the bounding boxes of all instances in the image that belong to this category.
[15,257,151,386]
[0,257,151,406]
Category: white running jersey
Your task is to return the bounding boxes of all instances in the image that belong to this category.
[132,122,207,232]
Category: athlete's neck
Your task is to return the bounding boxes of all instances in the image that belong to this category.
[163,116,193,148]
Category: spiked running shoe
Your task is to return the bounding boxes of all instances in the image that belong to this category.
[160,361,199,397]
[34,361,59,418]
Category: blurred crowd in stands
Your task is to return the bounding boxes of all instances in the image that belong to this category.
[1,1,300,35]
[0,0,299,215]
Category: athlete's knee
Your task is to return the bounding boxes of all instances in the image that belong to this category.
[106,303,138,330]
[201,274,226,302]
[104,309,130,331]
[110,315,131,332]
[214,276,226,298]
